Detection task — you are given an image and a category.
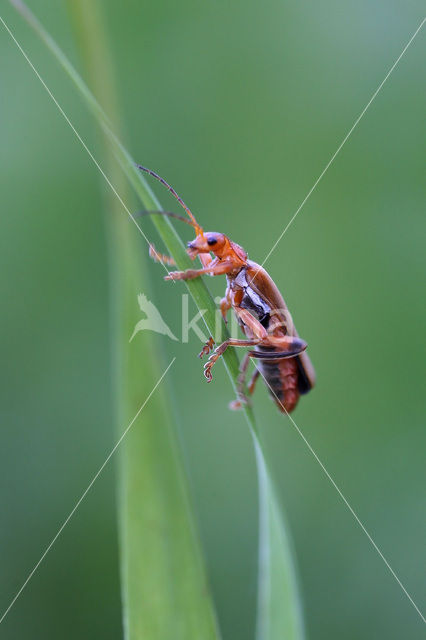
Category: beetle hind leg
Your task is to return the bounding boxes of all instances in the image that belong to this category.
[248,368,260,394]
[229,353,261,411]
[229,353,251,410]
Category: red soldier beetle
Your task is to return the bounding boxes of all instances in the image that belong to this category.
[137,165,315,413]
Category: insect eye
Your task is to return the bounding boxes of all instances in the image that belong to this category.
[207,237,217,246]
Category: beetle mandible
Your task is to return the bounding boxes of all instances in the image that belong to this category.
[137,165,315,413]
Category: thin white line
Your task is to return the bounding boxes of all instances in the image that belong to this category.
[0,14,171,276]
[0,358,176,626]
[260,17,425,270]
[254,364,426,624]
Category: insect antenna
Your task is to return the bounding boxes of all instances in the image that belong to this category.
[136,165,203,234]
[135,210,195,227]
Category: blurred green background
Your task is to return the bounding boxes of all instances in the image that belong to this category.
[1,1,425,638]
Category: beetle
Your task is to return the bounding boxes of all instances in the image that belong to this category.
[137,165,315,413]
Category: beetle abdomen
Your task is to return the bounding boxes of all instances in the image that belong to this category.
[231,265,313,412]
[255,346,300,413]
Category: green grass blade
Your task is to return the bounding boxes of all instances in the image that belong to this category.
[65,2,222,638]
[254,439,305,639]
[9,2,305,637]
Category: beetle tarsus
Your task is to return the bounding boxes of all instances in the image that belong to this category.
[229,399,242,410]
[203,365,213,382]
[164,270,185,281]
[229,393,250,411]
[198,337,215,358]
[203,351,220,381]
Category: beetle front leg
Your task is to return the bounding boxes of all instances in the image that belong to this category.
[198,253,214,269]
[164,259,234,281]
[164,268,205,281]
[149,244,176,266]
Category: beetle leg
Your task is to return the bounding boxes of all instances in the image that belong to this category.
[149,244,176,266]
[248,335,307,359]
[229,353,251,410]
[229,356,262,410]
[248,368,260,394]
[203,338,260,382]
[220,294,232,324]
[164,260,234,281]
[198,336,215,358]
[198,253,214,269]
[234,307,268,340]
